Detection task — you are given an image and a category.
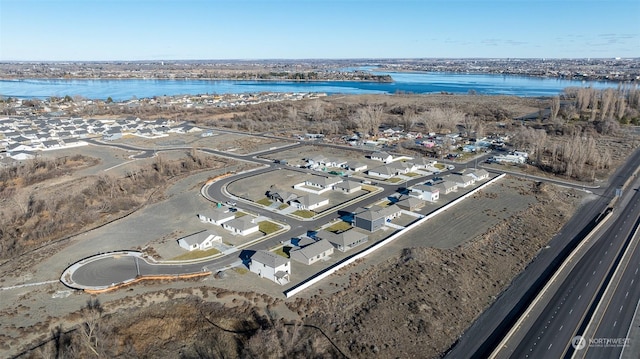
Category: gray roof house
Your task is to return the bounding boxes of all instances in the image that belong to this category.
[333,180,362,194]
[249,250,290,285]
[266,187,298,203]
[177,231,222,251]
[354,204,402,232]
[368,165,396,179]
[469,168,490,181]
[410,184,440,202]
[449,173,476,188]
[396,196,426,211]
[316,229,369,252]
[370,151,394,163]
[432,181,458,194]
[290,239,334,265]
[290,193,329,211]
[342,161,368,172]
[198,206,235,225]
[222,216,260,236]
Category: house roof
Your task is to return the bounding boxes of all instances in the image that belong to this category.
[224,216,257,231]
[412,184,439,193]
[290,239,334,262]
[369,165,395,176]
[179,231,217,246]
[306,175,341,188]
[470,168,490,178]
[252,250,289,268]
[356,204,401,221]
[295,193,327,207]
[317,229,368,247]
[433,181,458,191]
[397,196,425,209]
[206,207,235,221]
[334,180,362,191]
[345,161,367,170]
[449,174,475,183]
[371,151,392,159]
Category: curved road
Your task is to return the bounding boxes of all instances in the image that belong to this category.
[68,136,611,291]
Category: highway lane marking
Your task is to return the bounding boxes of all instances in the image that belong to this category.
[569,309,573,315]
[559,325,563,331]
[548,343,553,350]
[614,320,617,327]
[620,305,624,312]
[636,268,638,275]
[620,298,640,359]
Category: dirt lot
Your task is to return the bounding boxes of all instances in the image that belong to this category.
[117,130,292,155]
[0,171,587,358]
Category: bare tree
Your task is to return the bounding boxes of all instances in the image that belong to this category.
[550,96,560,122]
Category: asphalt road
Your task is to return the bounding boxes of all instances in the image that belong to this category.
[444,148,640,358]
[71,136,619,295]
[583,213,640,358]
[507,188,640,358]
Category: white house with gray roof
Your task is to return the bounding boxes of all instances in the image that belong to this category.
[353,204,402,232]
[198,206,235,225]
[222,216,260,236]
[177,231,222,251]
[290,193,329,211]
[250,250,290,285]
[316,229,369,252]
[290,239,334,265]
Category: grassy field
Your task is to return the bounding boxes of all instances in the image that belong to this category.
[387,177,403,183]
[325,220,353,233]
[259,221,281,235]
[171,247,220,260]
[272,246,290,258]
[292,210,315,218]
[256,198,272,206]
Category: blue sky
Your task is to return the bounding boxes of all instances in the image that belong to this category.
[0,0,638,61]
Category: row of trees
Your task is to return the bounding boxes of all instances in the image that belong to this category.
[562,86,640,123]
[511,126,612,180]
[0,152,230,260]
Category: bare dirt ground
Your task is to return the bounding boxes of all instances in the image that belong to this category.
[0,173,587,358]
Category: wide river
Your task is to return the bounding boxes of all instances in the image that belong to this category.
[0,71,624,101]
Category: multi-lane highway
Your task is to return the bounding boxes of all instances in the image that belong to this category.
[505,185,640,358]
[444,148,640,358]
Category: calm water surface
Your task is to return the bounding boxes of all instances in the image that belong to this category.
[0,71,624,101]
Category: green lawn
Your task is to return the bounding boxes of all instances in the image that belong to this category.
[362,184,377,192]
[387,177,402,183]
[325,221,352,233]
[259,221,281,235]
[405,172,420,177]
[292,210,315,218]
[256,198,272,206]
[171,247,220,261]
[272,246,291,258]
[278,203,289,210]
[434,163,446,169]
[234,267,249,275]
[235,212,247,218]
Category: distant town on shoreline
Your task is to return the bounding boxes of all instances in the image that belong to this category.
[1,58,638,83]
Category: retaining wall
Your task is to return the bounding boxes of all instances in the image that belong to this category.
[283,173,506,298]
